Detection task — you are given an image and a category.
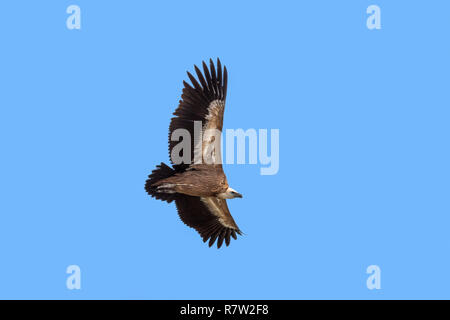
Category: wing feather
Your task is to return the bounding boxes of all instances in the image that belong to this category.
[217,229,226,249]
[209,59,218,95]
[174,195,241,248]
[202,61,213,94]
[194,65,209,98]
[169,59,228,171]
[217,59,223,99]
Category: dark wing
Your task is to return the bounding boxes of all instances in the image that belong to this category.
[174,195,241,248]
[169,58,228,171]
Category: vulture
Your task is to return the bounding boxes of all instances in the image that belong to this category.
[145,58,243,248]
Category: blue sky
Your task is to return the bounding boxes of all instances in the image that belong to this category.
[0,1,449,299]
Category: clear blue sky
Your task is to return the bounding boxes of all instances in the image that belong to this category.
[0,1,449,299]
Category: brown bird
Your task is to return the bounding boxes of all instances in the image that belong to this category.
[145,58,243,248]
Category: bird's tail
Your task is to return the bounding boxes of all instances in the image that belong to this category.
[145,162,177,203]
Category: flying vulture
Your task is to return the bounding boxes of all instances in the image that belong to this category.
[145,58,243,248]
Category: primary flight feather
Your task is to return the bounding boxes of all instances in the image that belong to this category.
[145,58,243,248]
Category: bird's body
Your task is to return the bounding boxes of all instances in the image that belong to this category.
[152,164,228,197]
[145,59,243,248]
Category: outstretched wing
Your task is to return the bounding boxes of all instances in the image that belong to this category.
[174,195,241,248]
[169,58,228,171]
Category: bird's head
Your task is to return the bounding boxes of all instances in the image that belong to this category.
[219,187,243,199]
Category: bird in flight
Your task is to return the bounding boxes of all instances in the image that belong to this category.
[145,58,243,248]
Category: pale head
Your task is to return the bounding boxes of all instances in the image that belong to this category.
[218,187,243,199]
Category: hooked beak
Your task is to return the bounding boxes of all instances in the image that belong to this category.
[235,193,243,198]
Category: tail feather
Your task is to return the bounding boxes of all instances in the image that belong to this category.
[145,163,177,203]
